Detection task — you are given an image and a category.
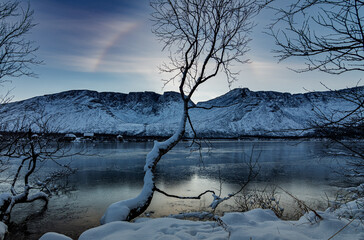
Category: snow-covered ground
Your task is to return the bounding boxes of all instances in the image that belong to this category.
[0,222,6,240]
[38,186,364,240]
[38,203,364,240]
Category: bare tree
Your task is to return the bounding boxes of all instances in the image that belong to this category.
[269,0,364,74]
[270,1,364,183]
[0,0,41,105]
[0,113,74,224]
[0,1,41,81]
[101,0,270,224]
[0,0,72,227]
[309,85,364,182]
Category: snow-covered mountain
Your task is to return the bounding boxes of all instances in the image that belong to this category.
[0,87,362,137]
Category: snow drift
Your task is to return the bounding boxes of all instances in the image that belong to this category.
[39,208,364,240]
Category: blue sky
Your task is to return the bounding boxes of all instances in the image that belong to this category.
[5,0,362,103]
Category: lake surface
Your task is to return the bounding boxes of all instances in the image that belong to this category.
[3,140,351,239]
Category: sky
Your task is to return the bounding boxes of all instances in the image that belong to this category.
[4,0,363,103]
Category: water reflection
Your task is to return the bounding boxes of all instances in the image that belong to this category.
[4,140,349,239]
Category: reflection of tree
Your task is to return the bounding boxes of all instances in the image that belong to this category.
[6,203,48,240]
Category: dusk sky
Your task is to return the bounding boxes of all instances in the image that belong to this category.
[7,0,363,103]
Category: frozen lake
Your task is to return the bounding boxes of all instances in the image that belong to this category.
[4,140,350,239]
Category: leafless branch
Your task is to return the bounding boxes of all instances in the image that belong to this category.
[278,186,323,221]
[101,0,270,223]
[0,112,77,223]
[269,0,364,74]
[154,187,215,199]
[0,1,42,80]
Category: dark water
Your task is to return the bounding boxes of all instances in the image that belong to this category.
[3,140,350,239]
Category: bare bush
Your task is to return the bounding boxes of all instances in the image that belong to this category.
[234,186,284,218]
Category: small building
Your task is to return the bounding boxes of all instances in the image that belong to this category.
[83,132,95,140]
[31,134,39,140]
[116,134,124,142]
[64,133,77,141]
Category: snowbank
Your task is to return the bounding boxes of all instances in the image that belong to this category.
[41,208,364,240]
[39,232,72,240]
[333,197,364,219]
[0,193,11,207]
[0,222,7,240]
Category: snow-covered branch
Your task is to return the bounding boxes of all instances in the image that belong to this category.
[101,0,267,223]
[0,122,76,223]
[155,187,215,200]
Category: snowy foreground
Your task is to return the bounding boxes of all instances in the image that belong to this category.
[37,200,364,240]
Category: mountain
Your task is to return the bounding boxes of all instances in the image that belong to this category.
[0,87,362,137]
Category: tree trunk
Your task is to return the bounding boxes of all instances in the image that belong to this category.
[0,190,48,223]
[101,105,188,224]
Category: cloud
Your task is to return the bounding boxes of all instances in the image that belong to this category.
[243,60,282,77]
[91,21,140,72]
[39,14,160,74]
[55,54,164,75]
[34,0,160,75]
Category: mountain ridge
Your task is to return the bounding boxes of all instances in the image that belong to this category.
[1,87,362,137]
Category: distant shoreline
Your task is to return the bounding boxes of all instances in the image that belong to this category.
[0,131,361,142]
